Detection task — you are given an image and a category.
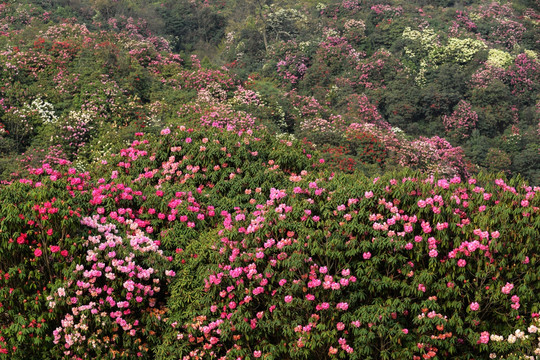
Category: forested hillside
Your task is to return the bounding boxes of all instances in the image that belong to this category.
[0,1,539,359]
[0,0,539,182]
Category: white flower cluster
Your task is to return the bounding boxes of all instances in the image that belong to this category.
[316,3,327,11]
[68,110,92,126]
[273,105,287,130]
[489,319,540,359]
[391,126,404,135]
[344,19,365,30]
[225,32,235,44]
[276,132,296,141]
[323,27,339,38]
[299,41,312,52]
[25,97,58,124]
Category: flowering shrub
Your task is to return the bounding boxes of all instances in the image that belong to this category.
[486,49,513,69]
[298,115,347,146]
[370,4,403,18]
[451,10,477,36]
[442,100,478,140]
[344,94,390,130]
[345,128,388,164]
[0,2,539,358]
[301,35,364,91]
[398,136,470,178]
[0,124,318,359]
[1,121,539,360]
[0,163,90,358]
[469,64,507,89]
[56,111,94,154]
[49,215,174,359]
[488,18,526,50]
[165,170,539,359]
[320,144,357,173]
[343,19,365,44]
[506,53,539,105]
[276,54,309,85]
[0,0,538,185]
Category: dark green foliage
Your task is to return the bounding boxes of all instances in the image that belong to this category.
[157,1,226,52]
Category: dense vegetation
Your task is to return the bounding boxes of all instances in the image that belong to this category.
[1,0,539,183]
[0,0,539,359]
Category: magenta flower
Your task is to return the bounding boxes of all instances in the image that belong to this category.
[363,252,371,259]
[284,295,293,303]
[470,302,479,311]
[501,283,514,294]
[478,331,489,344]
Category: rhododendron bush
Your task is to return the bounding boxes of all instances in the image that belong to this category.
[163,167,539,359]
[0,125,316,359]
[3,124,537,360]
[0,1,539,359]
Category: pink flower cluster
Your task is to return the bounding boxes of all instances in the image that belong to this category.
[442,100,478,139]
